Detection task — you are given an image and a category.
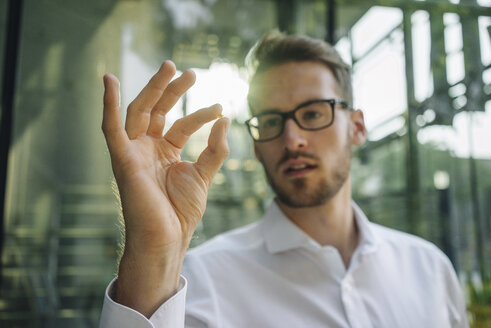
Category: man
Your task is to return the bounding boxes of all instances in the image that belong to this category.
[99,31,468,327]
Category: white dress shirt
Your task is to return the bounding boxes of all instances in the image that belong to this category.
[100,201,468,328]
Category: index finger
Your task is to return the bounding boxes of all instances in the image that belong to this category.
[125,61,177,139]
[147,70,196,137]
[163,104,223,150]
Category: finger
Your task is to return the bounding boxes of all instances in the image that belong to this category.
[102,74,130,157]
[163,104,223,149]
[147,70,196,137]
[125,60,176,139]
[195,117,230,186]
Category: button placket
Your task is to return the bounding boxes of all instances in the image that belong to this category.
[342,280,354,293]
[341,273,373,328]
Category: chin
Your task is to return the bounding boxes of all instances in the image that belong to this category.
[272,178,341,208]
[263,154,350,208]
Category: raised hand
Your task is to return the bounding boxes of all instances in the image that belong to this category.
[102,61,229,317]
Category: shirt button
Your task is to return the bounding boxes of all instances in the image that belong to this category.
[343,281,353,293]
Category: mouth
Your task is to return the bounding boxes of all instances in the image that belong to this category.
[283,161,318,177]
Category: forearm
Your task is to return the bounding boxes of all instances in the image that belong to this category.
[115,249,186,318]
[101,62,228,326]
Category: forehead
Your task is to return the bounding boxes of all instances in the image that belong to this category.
[248,61,342,113]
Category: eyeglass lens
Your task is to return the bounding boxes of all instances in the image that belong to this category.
[248,101,334,141]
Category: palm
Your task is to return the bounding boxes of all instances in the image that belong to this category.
[102,61,229,256]
[119,137,205,249]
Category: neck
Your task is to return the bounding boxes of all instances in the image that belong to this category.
[276,177,359,268]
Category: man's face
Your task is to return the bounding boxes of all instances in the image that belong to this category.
[249,61,365,208]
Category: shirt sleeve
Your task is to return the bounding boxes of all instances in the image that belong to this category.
[99,276,187,328]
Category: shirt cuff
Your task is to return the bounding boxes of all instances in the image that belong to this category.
[99,276,187,328]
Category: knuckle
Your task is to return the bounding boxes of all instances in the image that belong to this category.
[223,146,230,157]
[101,121,109,134]
[173,117,185,128]
[101,122,116,135]
[127,102,137,112]
[128,102,148,114]
[166,86,181,100]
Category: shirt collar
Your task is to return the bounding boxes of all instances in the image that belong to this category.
[352,201,379,254]
[262,200,379,254]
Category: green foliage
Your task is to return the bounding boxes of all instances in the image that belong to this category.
[468,282,491,328]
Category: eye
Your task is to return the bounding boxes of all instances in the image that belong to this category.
[302,110,322,121]
[260,115,282,128]
[300,107,327,122]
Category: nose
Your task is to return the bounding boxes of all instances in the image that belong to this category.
[282,118,307,151]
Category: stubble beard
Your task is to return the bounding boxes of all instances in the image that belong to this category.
[263,135,352,208]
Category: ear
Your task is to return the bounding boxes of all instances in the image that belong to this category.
[350,109,367,146]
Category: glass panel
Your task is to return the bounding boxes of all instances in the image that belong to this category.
[0,1,275,326]
[0,0,6,97]
[349,3,491,325]
[1,0,490,326]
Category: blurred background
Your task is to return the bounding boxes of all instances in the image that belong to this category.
[0,0,490,327]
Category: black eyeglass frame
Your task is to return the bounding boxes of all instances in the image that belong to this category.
[245,98,353,142]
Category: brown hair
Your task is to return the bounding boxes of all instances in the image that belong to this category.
[246,30,352,106]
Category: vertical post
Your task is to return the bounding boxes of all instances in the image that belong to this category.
[429,12,451,125]
[276,0,296,34]
[0,0,24,286]
[468,112,486,282]
[460,0,487,282]
[438,187,456,266]
[402,11,420,235]
[460,0,484,112]
[325,0,336,44]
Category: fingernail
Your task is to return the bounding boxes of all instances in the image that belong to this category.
[103,74,112,87]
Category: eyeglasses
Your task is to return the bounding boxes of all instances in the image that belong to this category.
[245,98,351,142]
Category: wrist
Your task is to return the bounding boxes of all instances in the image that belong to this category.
[115,249,185,318]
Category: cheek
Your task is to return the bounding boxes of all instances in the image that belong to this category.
[316,126,343,147]
[255,144,279,168]
[327,118,351,146]
[314,128,349,161]
[254,145,267,165]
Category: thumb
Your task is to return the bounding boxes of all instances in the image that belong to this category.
[195,117,230,186]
